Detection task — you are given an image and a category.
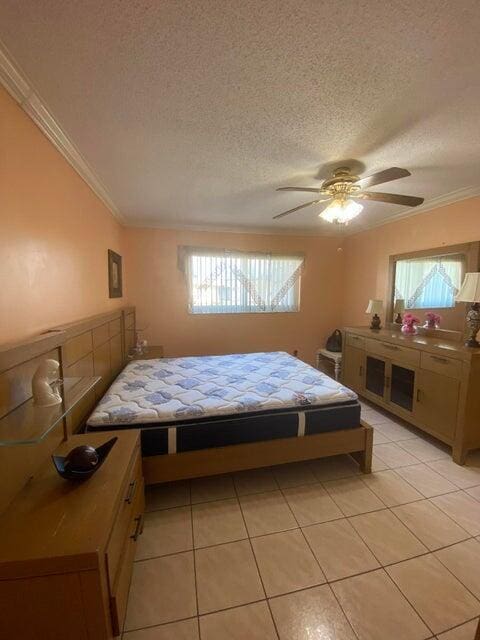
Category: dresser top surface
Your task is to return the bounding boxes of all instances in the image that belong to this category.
[344,326,480,361]
[0,430,140,576]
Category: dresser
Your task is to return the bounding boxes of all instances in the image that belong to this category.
[343,327,480,464]
[0,430,144,639]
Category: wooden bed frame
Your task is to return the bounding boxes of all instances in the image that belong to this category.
[0,305,372,512]
[142,423,373,484]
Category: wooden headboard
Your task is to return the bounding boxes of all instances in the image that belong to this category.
[123,307,136,357]
[53,306,135,435]
[0,306,136,513]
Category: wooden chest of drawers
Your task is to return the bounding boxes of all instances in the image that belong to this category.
[0,431,144,639]
[343,326,480,464]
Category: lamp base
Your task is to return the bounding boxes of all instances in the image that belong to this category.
[465,303,480,348]
[370,314,381,331]
[465,337,480,348]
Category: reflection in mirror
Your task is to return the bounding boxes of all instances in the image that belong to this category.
[387,242,480,333]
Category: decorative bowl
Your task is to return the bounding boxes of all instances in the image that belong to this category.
[52,437,117,480]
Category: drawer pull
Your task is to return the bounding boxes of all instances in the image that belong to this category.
[130,515,143,542]
[416,388,421,402]
[382,343,400,351]
[431,356,449,364]
[125,480,137,504]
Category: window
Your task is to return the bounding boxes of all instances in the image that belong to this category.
[182,248,304,314]
[394,253,465,309]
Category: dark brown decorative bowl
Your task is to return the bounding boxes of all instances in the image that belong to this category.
[52,437,117,480]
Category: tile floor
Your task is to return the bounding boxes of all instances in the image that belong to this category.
[122,399,480,640]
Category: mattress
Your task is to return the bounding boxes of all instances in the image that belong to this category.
[87,351,360,455]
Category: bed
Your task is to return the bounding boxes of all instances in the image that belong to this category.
[87,351,372,483]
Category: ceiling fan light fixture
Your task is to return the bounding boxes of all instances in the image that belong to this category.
[274,166,423,221]
[319,198,363,224]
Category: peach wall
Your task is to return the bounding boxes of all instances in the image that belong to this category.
[0,86,126,344]
[124,228,345,365]
[343,197,480,329]
[4,75,479,354]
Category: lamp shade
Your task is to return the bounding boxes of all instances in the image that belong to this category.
[456,273,480,303]
[393,299,405,313]
[365,299,383,314]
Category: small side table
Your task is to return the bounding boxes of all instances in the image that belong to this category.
[128,345,164,360]
[316,348,342,381]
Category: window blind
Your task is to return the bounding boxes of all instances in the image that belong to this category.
[394,253,464,309]
[181,248,304,314]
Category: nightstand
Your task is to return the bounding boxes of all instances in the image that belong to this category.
[128,345,164,360]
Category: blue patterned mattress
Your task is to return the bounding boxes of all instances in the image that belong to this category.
[87,351,357,428]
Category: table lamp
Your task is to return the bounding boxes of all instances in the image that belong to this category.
[366,299,383,330]
[393,299,405,324]
[456,273,480,347]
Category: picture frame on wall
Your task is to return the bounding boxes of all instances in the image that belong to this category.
[108,249,123,298]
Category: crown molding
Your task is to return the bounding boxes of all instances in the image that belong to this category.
[0,42,124,223]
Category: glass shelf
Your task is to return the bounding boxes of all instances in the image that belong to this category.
[0,376,100,446]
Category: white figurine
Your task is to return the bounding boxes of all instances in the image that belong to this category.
[32,359,62,407]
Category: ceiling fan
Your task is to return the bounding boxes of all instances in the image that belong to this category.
[273,166,424,224]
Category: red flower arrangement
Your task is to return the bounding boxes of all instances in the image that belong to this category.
[401,313,420,334]
[424,312,441,329]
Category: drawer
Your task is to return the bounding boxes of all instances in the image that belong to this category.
[93,323,110,349]
[109,318,122,337]
[106,448,143,585]
[110,509,144,637]
[346,334,365,350]
[421,352,462,380]
[366,338,420,367]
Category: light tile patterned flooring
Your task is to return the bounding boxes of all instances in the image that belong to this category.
[122,400,480,640]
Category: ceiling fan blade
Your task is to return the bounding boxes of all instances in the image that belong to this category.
[276,186,324,193]
[355,167,411,189]
[273,198,329,219]
[356,191,424,207]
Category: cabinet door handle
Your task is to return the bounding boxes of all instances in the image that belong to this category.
[416,388,421,402]
[359,365,363,377]
[382,343,400,351]
[431,355,448,364]
[130,515,143,541]
[125,479,137,504]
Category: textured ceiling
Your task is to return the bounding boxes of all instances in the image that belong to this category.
[1,0,480,235]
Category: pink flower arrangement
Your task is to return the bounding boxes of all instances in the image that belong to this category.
[424,312,441,329]
[401,313,420,334]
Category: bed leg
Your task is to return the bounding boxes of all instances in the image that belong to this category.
[352,425,373,474]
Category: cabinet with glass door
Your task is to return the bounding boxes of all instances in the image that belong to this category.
[364,355,417,416]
